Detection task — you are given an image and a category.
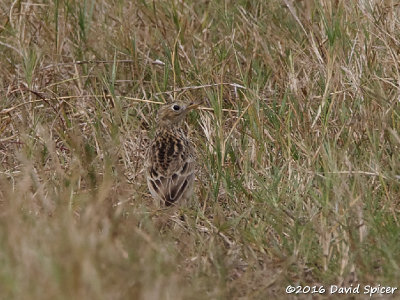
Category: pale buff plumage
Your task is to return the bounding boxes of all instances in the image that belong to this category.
[145,100,201,207]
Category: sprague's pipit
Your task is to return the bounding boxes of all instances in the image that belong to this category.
[145,100,202,207]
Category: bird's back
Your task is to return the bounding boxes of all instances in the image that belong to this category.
[146,128,196,206]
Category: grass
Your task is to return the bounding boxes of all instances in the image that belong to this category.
[1,0,400,299]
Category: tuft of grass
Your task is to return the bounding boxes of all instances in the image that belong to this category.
[1,0,400,298]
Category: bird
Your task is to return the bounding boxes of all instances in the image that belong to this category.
[145,100,202,207]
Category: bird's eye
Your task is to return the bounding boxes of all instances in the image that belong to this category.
[172,104,180,111]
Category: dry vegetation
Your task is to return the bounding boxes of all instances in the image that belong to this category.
[1,0,400,299]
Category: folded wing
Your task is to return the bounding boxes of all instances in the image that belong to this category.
[147,158,195,206]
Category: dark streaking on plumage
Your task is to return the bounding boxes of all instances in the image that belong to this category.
[145,100,201,206]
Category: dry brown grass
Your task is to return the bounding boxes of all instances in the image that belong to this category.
[1,0,400,299]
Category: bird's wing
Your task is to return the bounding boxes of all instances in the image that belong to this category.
[147,156,195,206]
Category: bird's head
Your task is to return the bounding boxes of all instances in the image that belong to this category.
[156,100,202,127]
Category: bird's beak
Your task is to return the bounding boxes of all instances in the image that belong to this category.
[186,99,203,110]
